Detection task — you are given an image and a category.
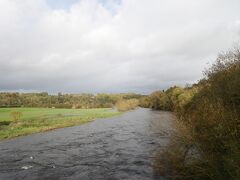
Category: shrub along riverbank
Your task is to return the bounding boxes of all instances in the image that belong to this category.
[115,99,139,112]
[141,48,240,179]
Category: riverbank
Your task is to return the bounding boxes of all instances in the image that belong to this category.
[0,108,121,140]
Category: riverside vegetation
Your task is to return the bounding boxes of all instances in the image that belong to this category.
[115,99,139,112]
[139,47,240,179]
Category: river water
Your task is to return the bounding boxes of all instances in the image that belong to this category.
[0,108,175,180]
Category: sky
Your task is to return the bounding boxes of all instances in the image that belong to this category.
[0,0,240,94]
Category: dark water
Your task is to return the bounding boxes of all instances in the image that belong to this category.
[0,108,175,180]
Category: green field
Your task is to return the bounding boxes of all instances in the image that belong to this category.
[0,108,121,140]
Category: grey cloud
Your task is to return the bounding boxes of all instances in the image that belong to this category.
[0,0,240,93]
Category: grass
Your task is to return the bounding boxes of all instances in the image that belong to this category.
[0,107,121,140]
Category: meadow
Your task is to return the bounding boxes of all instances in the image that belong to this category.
[0,108,121,140]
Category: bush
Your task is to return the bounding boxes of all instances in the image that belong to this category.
[10,111,23,123]
[153,47,240,179]
[139,96,151,108]
[147,86,198,113]
[116,99,139,112]
[179,48,240,179]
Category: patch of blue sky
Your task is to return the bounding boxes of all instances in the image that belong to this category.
[99,0,122,14]
[46,0,80,10]
[46,0,122,13]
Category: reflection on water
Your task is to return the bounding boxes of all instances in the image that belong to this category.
[0,108,175,180]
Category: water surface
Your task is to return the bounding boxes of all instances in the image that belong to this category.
[0,108,175,180]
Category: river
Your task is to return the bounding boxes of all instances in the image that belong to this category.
[0,108,175,180]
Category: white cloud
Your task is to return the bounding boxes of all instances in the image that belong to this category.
[0,0,240,93]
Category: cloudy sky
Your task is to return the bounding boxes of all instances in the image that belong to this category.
[0,0,240,94]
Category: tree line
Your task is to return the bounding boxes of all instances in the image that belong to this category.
[0,92,143,109]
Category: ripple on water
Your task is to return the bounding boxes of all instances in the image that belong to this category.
[0,108,175,180]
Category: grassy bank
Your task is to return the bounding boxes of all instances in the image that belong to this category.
[0,108,121,140]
